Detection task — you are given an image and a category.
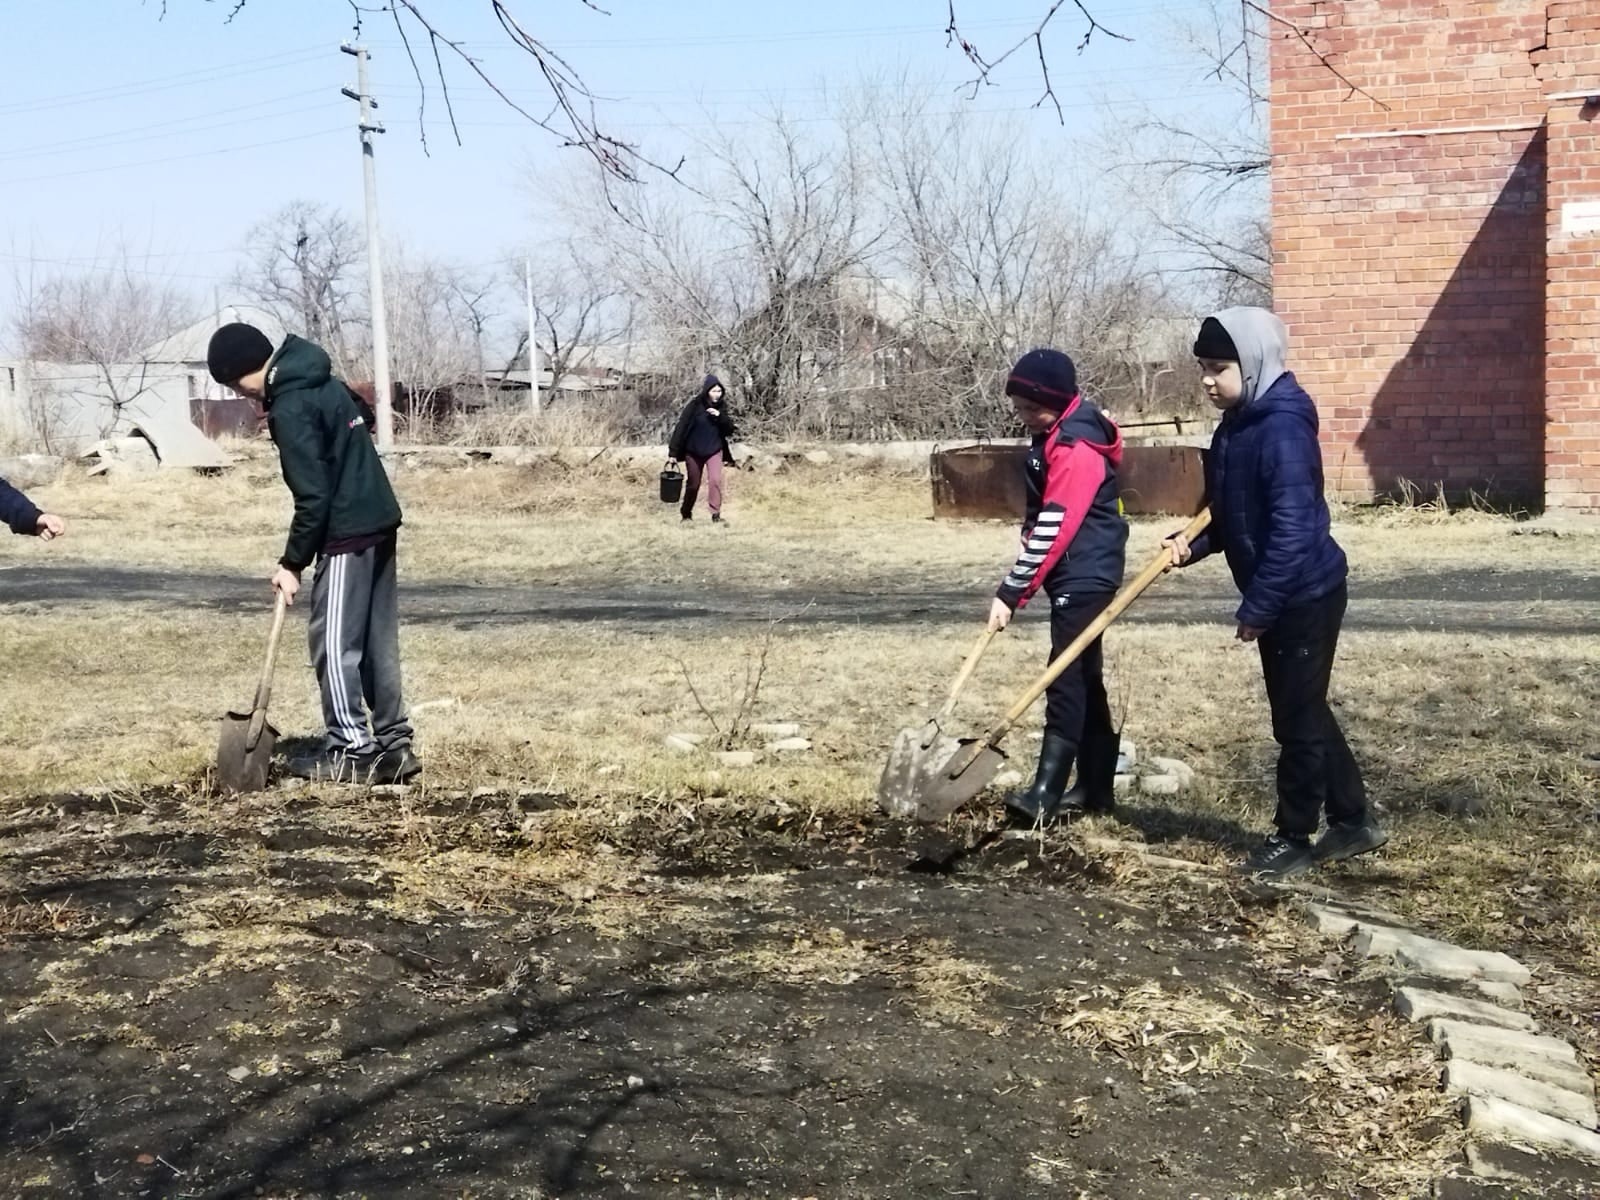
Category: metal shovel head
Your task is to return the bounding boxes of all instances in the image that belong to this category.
[915,739,1008,823]
[216,708,279,795]
[877,726,935,818]
[876,725,1007,823]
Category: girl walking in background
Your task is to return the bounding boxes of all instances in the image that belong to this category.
[668,375,737,523]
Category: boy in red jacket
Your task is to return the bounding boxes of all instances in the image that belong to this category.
[987,349,1128,824]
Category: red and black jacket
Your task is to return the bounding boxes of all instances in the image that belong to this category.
[996,395,1127,609]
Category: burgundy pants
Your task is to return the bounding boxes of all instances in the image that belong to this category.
[682,453,724,517]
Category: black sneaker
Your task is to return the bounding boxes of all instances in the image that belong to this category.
[1237,835,1315,880]
[711,513,724,524]
[374,746,423,784]
[286,749,380,783]
[1312,818,1389,864]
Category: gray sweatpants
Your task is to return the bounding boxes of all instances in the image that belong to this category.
[307,533,413,756]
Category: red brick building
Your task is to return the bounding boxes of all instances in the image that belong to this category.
[1270,0,1600,511]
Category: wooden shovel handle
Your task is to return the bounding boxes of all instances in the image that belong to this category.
[934,627,997,722]
[246,591,289,750]
[948,507,1212,776]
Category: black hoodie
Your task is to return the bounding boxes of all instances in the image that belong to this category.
[668,375,737,464]
[264,335,403,572]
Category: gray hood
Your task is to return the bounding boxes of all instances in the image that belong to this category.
[1209,306,1289,409]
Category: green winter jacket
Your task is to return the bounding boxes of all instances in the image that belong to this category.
[264,335,402,571]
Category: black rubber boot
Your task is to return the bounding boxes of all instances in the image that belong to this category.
[1005,734,1076,826]
[1060,729,1118,815]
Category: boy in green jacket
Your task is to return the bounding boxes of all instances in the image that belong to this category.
[207,323,420,785]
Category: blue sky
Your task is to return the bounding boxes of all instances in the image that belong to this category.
[0,0,1248,335]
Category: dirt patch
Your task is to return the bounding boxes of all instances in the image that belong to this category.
[0,789,1453,1199]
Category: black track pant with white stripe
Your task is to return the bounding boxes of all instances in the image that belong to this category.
[307,533,413,756]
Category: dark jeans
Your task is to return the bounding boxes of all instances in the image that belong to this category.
[308,533,413,757]
[1045,591,1118,777]
[1259,583,1366,840]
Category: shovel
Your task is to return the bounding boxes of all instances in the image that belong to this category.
[217,591,288,794]
[902,507,1213,823]
[877,628,998,817]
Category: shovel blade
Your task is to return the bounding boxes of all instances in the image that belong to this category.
[876,726,1007,823]
[915,741,1007,823]
[217,710,279,795]
[876,727,929,818]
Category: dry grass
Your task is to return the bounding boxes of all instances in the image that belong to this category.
[2,455,1597,1076]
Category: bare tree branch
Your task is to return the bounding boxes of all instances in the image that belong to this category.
[945,0,1130,120]
[1243,0,1389,110]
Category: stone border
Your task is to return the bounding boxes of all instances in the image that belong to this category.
[1300,897,1600,1188]
[1076,841,1599,1188]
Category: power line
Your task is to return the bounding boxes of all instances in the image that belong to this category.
[364,6,1180,53]
[0,251,236,284]
[0,45,329,119]
[376,91,1207,136]
[0,95,343,165]
[375,60,1215,108]
[0,127,347,188]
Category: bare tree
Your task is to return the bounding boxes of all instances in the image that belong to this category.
[10,253,196,442]
[1099,1,1272,307]
[512,240,626,401]
[383,247,493,430]
[855,79,1168,433]
[535,76,1193,439]
[447,271,498,388]
[232,201,366,377]
[559,104,881,436]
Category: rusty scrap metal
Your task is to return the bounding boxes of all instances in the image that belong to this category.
[931,442,1207,520]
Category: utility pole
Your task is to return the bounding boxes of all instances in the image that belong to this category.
[341,43,394,448]
[525,255,541,417]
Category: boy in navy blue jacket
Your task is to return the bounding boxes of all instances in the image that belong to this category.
[0,477,64,542]
[1167,307,1386,879]
[987,349,1128,825]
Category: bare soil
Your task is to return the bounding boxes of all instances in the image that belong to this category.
[1,788,1434,1200]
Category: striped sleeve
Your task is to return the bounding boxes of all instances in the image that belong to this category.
[995,439,1106,610]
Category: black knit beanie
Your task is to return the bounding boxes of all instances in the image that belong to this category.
[1192,317,1239,362]
[1004,348,1078,409]
[206,322,275,384]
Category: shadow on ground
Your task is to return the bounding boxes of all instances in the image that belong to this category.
[0,790,1352,1199]
[3,562,1598,636]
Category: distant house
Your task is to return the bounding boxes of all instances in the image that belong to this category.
[0,305,285,452]
[483,331,681,399]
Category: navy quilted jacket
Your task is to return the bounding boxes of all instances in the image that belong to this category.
[1187,309,1347,629]
[0,476,42,536]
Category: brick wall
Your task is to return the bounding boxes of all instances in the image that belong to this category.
[1270,0,1554,506]
[1537,2,1600,511]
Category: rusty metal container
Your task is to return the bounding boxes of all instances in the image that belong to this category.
[930,443,1028,520]
[931,441,1207,519]
[1118,444,1207,515]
